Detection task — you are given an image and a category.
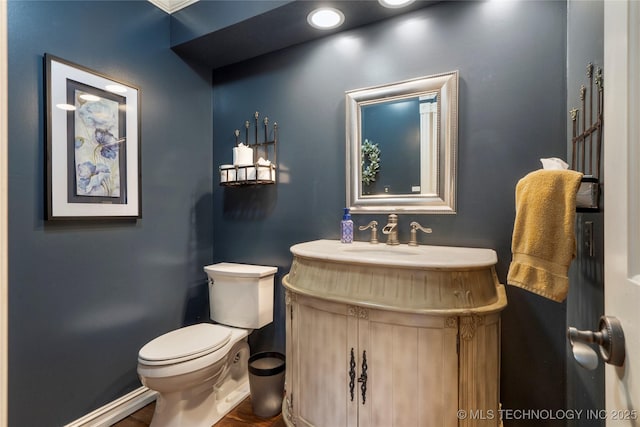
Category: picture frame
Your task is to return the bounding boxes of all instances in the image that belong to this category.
[45,54,141,220]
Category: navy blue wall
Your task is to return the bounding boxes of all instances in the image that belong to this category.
[566,1,605,425]
[6,0,581,424]
[170,0,292,46]
[212,0,568,420]
[8,1,213,425]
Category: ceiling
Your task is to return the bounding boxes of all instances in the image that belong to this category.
[148,0,199,14]
[168,0,439,70]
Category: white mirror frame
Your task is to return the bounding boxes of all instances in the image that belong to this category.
[346,71,458,214]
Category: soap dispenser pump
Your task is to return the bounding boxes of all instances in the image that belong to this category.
[341,208,354,243]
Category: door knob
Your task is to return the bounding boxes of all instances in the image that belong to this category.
[568,315,625,370]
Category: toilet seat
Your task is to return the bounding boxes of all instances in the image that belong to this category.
[138,325,249,379]
[138,323,231,366]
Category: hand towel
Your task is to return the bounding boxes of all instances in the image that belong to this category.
[507,169,583,302]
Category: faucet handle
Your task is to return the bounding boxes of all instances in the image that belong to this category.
[358,221,379,244]
[408,221,432,246]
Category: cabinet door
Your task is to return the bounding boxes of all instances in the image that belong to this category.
[292,295,358,427]
[358,309,459,427]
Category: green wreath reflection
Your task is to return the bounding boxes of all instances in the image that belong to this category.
[361,139,380,186]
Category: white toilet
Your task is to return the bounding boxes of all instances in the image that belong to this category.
[137,262,277,427]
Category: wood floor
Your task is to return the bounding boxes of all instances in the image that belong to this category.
[112,397,285,427]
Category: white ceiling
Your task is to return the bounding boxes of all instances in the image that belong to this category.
[148,0,199,14]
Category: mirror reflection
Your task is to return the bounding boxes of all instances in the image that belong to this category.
[360,92,438,196]
[346,71,458,214]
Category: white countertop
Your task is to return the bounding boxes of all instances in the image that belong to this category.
[290,239,497,269]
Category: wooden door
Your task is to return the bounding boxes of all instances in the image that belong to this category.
[0,3,7,425]
[603,1,640,424]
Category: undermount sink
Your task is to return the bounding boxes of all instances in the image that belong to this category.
[285,239,506,313]
[290,239,497,269]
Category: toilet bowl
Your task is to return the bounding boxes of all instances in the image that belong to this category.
[137,263,277,427]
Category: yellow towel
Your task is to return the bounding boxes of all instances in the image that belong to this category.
[507,169,583,302]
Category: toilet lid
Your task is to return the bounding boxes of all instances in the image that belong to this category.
[138,323,231,365]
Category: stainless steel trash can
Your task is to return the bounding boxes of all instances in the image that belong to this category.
[248,351,286,418]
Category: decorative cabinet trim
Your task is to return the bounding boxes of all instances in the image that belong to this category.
[454,289,474,308]
[445,316,458,328]
[347,305,368,320]
[284,256,506,313]
[284,396,296,426]
[285,290,297,306]
[459,314,484,340]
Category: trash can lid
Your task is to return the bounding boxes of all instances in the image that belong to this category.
[248,352,286,376]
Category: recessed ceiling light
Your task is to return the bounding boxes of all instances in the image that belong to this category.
[307,7,345,30]
[378,0,415,8]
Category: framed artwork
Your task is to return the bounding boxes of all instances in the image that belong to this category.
[45,54,141,220]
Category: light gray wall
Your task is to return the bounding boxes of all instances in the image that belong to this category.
[8,1,213,425]
[211,0,569,418]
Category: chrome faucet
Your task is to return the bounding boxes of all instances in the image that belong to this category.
[381,214,399,245]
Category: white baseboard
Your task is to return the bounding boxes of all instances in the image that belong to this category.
[64,386,157,427]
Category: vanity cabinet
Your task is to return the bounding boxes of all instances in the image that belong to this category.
[286,293,460,427]
[282,240,507,427]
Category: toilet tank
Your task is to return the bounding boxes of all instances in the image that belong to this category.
[204,263,277,329]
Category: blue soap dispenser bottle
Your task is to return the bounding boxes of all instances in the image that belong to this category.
[341,208,354,243]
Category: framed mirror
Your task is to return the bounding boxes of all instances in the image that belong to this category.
[346,71,458,214]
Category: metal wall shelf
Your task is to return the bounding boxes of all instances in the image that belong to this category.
[220,163,276,186]
[219,111,277,187]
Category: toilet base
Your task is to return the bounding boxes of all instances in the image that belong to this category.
[149,377,250,427]
[144,336,251,427]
